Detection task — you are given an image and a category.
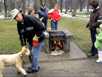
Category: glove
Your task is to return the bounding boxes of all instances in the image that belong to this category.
[33,35,39,42]
[33,35,39,47]
[21,46,26,55]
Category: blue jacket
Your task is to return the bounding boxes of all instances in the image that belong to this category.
[38,8,48,23]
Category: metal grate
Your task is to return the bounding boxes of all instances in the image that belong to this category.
[49,31,67,52]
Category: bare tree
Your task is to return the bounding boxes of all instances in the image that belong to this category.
[0,0,3,13]
[72,0,80,16]
[45,0,47,4]
[44,0,49,8]
[87,0,93,12]
[39,0,45,5]
[65,0,70,14]
[87,0,90,12]
[79,0,84,11]
[34,0,39,14]
[22,0,26,14]
[4,0,7,17]
[54,0,57,5]
[26,0,30,9]
[7,0,12,13]
[69,0,73,12]
[49,0,53,9]
[100,0,102,8]
[60,0,62,13]
[11,0,15,9]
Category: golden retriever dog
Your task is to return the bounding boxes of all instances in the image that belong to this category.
[0,48,31,77]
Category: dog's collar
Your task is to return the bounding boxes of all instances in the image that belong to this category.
[19,54,23,59]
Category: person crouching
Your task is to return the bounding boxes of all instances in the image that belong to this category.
[10,9,46,73]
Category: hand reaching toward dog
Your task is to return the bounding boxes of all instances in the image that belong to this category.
[21,46,26,55]
[33,35,39,42]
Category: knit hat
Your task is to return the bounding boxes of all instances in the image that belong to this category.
[41,3,45,7]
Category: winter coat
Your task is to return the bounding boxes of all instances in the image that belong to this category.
[17,14,46,46]
[86,8,102,30]
[47,9,61,21]
[94,29,102,50]
[38,8,48,23]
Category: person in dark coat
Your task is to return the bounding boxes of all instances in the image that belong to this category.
[10,9,46,73]
[85,0,102,57]
[38,3,48,29]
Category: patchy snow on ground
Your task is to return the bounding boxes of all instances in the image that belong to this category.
[60,13,72,17]
[0,12,89,21]
[60,13,89,21]
[0,15,4,19]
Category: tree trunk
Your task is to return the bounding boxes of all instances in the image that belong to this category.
[11,1,15,9]
[65,0,70,14]
[87,0,90,12]
[45,0,47,4]
[79,0,84,11]
[49,0,53,9]
[39,0,42,5]
[26,0,30,8]
[60,0,62,13]
[39,0,44,5]
[45,0,49,8]
[7,0,12,13]
[69,0,73,12]
[4,0,7,17]
[22,0,26,14]
[72,0,80,16]
[87,0,93,12]
[34,0,39,14]
[99,0,102,8]
[54,0,57,5]
[0,0,3,13]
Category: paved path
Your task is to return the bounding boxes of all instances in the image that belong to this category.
[3,42,101,77]
[3,58,102,77]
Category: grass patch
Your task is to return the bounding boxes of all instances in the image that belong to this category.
[0,17,92,55]
[0,19,21,54]
[66,10,91,16]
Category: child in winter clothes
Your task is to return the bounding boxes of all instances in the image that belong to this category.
[47,4,61,30]
[95,24,102,63]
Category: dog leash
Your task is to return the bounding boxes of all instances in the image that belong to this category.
[19,54,23,59]
[19,54,30,66]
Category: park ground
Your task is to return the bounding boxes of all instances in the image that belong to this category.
[0,10,101,77]
[0,10,92,56]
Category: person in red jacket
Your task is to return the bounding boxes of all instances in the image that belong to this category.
[47,4,61,30]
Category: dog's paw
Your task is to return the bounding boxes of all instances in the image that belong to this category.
[17,72,21,74]
[24,75,27,77]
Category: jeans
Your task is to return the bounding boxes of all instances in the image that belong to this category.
[44,19,48,29]
[28,41,43,70]
[51,20,58,30]
[90,30,98,55]
[28,43,32,63]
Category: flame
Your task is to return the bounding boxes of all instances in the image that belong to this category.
[59,41,62,47]
[54,40,62,50]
